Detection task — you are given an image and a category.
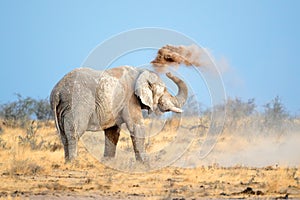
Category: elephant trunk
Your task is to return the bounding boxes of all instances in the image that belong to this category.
[166,72,188,107]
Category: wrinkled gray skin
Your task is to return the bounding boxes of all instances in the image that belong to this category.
[50,66,188,163]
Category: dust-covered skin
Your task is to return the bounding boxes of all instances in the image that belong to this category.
[50,66,188,163]
[50,68,102,162]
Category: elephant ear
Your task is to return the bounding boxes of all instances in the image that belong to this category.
[135,70,165,111]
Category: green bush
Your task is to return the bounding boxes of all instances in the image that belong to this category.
[0,94,53,127]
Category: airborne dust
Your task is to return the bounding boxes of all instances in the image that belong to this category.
[150,44,300,168]
[151,44,211,72]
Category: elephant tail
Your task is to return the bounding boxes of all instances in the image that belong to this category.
[50,92,66,138]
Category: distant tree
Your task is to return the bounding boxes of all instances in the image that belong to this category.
[0,94,53,127]
[0,94,35,126]
[263,96,288,130]
[226,97,256,120]
[216,97,256,129]
[33,98,53,121]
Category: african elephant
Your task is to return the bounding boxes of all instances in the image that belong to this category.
[50,66,188,162]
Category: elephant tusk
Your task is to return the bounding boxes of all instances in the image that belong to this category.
[169,107,183,113]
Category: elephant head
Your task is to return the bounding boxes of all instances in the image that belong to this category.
[134,70,188,114]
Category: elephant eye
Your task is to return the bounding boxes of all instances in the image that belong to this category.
[147,81,152,89]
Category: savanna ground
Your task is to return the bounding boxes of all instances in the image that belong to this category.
[0,116,299,200]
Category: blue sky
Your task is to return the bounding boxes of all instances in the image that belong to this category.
[0,1,299,113]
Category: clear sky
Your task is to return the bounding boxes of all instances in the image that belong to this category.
[0,1,299,113]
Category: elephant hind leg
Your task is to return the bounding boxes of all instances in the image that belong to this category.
[61,135,78,163]
[104,126,120,157]
[60,131,70,162]
[61,117,82,162]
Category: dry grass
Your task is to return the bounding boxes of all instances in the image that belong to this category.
[0,119,299,199]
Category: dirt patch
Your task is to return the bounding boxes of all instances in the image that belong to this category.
[0,124,299,199]
[0,166,299,199]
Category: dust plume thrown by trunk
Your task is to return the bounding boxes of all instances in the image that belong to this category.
[151,44,210,72]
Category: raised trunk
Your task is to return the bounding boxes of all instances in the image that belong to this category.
[166,72,188,107]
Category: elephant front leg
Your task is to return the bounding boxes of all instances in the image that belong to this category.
[104,126,120,157]
[130,124,147,162]
[123,97,147,163]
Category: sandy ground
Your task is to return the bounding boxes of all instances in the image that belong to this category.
[0,121,299,199]
[0,164,299,199]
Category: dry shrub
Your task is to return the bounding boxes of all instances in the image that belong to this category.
[14,121,62,152]
[9,158,43,176]
[8,144,43,176]
[0,122,65,178]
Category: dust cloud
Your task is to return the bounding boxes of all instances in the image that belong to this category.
[151,44,211,72]
[172,118,300,168]
[173,132,300,168]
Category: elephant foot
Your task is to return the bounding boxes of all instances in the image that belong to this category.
[135,153,149,164]
[63,158,80,169]
[63,148,78,164]
[134,154,150,171]
[103,151,117,158]
[66,145,78,162]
